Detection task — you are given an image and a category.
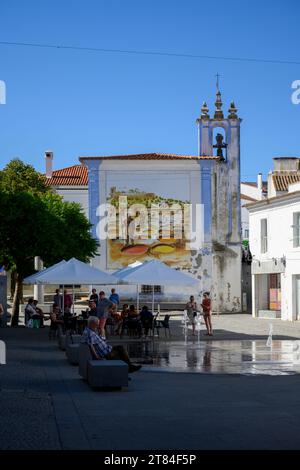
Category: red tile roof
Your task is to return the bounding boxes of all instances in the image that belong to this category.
[79,153,218,162]
[272,172,300,191]
[45,154,218,187]
[44,165,88,187]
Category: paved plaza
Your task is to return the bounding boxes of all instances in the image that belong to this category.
[1,314,300,450]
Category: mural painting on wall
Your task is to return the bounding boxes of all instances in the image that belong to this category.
[106,172,193,269]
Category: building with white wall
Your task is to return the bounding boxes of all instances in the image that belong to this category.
[248,159,300,321]
[46,88,243,312]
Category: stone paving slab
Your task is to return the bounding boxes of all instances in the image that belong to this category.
[2,324,300,449]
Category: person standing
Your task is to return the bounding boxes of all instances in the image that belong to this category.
[53,289,63,312]
[90,288,99,306]
[63,289,73,312]
[109,288,120,306]
[185,295,198,336]
[201,292,213,336]
[96,291,114,337]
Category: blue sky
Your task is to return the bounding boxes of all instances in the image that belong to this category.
[0,0,300,181]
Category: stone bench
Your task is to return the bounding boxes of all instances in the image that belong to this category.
[58,334,81,351]
[78,343,128,389]
[66,343,80,365]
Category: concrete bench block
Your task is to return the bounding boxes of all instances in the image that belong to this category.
[87,360,128,389]
[58,334,82,351]
[66,343,79,365]
[58,335,67,351]
[67,335,82,345]
[78,343,92,380]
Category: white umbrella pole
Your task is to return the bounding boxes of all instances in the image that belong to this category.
[62,284,65,317]
[136,284,139,311]
[72,285,75,315]
[152,286,154,313]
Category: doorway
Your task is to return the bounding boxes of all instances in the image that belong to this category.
[295,275,300,320]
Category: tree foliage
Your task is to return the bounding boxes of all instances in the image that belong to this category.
[0,159,98,326]
[0,158,48,194]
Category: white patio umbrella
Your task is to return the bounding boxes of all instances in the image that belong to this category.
[24,257,118,315]
[114,261,143,310]
[114,259,198,312]
[23,260,67,285]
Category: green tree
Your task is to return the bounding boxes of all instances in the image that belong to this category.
[0,158,48,194]
[0,160,98,327]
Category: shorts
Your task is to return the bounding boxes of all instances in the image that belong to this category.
[187,313,196,325]
[98,317,107,330]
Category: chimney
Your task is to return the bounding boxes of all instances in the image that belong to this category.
[257,173,263,194]
[45,151,53,178]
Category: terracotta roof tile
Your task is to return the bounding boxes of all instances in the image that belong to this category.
[272,172,300,191]
[44,165,88,187]
[79,152,218,162]
[45,154,219,187]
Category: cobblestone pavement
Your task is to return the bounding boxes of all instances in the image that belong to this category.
[2,319,300,450]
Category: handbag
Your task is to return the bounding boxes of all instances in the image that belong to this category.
[27,319,33,328]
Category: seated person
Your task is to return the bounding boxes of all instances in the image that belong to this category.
[63,308,77,332]
[88,301,97,316]
[25,298,44,327]
[0,303,5,327]
[125,304,142,336]
[49,305,64,338]
[82,316,142,373]
[121,303,129,320]
[116,303,129,335]
[108,303,121,335]
[140,305,154,336]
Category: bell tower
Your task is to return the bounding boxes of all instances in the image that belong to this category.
[197,82,241,166]
[196,82,242,313]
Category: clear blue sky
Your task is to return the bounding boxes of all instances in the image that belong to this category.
[0,0,300,181]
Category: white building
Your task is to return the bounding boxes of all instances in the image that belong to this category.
[45,88,243,312]
[248,157,300,321]
[241,174,267,241]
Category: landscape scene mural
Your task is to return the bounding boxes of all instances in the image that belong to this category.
[105,171,193,269]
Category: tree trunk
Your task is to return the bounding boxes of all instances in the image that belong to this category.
[11,273,23,327]
[11,269,24,303]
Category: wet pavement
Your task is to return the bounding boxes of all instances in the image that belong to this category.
[126,339,300,375]
[3,328,300,449]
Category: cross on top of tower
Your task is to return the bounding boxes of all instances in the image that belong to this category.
[214,74,224,119]
[216,73,220,91]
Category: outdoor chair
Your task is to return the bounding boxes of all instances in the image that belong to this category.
[120,319,142,338]
[154,315,171,337]
[149,312,160,337]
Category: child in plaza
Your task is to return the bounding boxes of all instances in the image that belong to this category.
[202,292,213,336]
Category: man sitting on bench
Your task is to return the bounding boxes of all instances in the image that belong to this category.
[82,316,142,373]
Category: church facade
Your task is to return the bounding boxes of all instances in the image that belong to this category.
[79,88,242,313]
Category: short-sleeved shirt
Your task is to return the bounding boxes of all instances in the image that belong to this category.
[90,293,99,305]
[109,293,120,305]
[25,304,37,318]
[82,327,112,358]
[96,298,114,319]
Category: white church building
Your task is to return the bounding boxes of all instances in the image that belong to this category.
[46,88,242,313]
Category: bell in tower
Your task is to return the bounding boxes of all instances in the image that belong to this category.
[213,133,227,161]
